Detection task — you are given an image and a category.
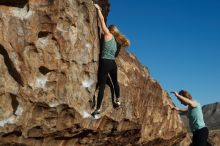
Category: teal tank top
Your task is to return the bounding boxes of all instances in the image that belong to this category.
[101,36,117,60]
[188,101,206,132]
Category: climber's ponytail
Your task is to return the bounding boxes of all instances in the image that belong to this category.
[108,25,130,48]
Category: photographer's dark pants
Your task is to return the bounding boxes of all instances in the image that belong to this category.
[96,59,120,109]
[192,127,209,146]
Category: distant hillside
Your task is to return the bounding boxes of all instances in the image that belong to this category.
[181,102,220,131]
[203,102,220,130]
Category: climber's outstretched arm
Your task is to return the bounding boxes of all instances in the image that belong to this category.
[94,4,112,37]
[171,91,197,108]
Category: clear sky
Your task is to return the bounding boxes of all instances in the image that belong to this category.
[107,0,220,108]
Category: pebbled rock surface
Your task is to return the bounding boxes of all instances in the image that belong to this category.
[0,0,186,145]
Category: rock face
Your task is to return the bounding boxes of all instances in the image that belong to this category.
[0,0,186,145]
[209,131,220,146]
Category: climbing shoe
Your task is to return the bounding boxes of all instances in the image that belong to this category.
[91,109,101,117]
[115,98,120,106]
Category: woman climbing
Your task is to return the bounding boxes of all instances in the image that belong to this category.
[92,4,130,117]
[170,90,209,146]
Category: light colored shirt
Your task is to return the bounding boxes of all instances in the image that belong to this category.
[188,101,206,132]
[101,36,117,60]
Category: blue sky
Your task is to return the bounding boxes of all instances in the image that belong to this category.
[108,0,220,108]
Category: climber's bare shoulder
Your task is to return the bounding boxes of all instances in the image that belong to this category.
[104,33,113,41]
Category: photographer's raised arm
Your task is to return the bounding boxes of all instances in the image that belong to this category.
[171,91,197,107]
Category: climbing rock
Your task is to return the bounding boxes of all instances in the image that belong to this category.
[0,0,186,145]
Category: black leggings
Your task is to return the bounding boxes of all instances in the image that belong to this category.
[96,59,120,109]
[192,127,209,146]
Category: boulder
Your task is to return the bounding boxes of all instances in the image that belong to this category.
[0,0,186,145]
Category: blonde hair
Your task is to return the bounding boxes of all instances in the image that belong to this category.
[179,90,192,100]
[108,25,130,47]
